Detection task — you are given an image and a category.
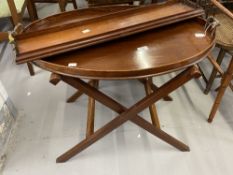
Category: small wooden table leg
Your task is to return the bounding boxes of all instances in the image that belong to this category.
[67,80,94,103]
[208,56,233,123]
[27,62,35,76]
[139,79,173,101]
[149,80,173,101]
[144,78,160,128]
[27,0,39,20]
[71,0,78,9]
[58,0,67,11]
[67,91,84,103]
[86,80,99,137]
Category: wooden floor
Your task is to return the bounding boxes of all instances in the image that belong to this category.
[1,1,233,175]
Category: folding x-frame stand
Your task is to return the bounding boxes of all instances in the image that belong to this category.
[49,65,201,163]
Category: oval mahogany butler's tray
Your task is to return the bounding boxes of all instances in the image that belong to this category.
[15,0,204,64]
[34,17,215,79]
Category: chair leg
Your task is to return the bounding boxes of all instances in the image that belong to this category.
[58,0,67,11]
[197,63,208,84]
[204,48,226,94]
[27,62,35,76]
[59,0,78,11]
[7,0,20,26]
[27,0,39,21]
[71,0,78,9]
[208,56,233,123]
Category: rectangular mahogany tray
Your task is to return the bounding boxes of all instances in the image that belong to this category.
[15,0,204,64]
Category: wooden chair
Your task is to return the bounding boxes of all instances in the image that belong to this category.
[0,0,35,76]
[202,0,233,122]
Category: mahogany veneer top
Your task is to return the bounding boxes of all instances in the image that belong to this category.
[34,19,215,80]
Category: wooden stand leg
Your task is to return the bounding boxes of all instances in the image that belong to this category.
[67,80,94,103]
[55,66,200,163]
[144,78,160,128]
[58,0,67,11]
[27,62,35,76]
[208,56,233,123]
[149,82,173,101]
[50,73,61,85]
[204,49,226,94]
[71,0,78,9]
[7,0,20,26]
[86,80,99,137]
[139,79,173,101]
[27,0,39,20]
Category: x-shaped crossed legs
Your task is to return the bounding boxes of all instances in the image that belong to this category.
[66,78,173,131]
[50,65,200,163]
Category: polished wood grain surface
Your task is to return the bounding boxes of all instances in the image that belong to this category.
[15,0,204,64]
[23,5,136,33]
[23,5,215,162]
[34,19,215,79]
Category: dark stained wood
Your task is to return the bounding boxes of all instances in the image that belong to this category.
[50,72,61,85]
[149,82,173,101]
[27,62,35,76]
[144,78,160,128]
[27,0,39,20]
[56,65,200,162]
[66,80,94,102]
[86,80,98,137]
[66,91,83,103]
[34,19,215,80]
[57,0,77,11]
[139,79,172,101]
[15,0,204,64]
